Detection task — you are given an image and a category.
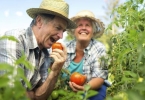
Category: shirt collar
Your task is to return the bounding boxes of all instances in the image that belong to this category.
[86,39,95,55]
[26,27,49,57]
[67,39,94,55]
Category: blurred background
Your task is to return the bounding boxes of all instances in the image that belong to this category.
[0,0,125,41]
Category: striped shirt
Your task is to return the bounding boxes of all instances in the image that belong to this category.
[63,39,108,82]
[0,27,51,90]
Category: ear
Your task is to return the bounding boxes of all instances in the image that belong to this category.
[36,15,43,28]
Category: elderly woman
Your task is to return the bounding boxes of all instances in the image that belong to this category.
[63,10,108,100]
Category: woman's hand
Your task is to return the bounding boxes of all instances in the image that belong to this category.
[68,81,84,92]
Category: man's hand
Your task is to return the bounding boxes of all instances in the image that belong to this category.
[50,43,67,72]
[33,44,67,100]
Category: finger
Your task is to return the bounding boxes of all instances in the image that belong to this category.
[50,51,65,62]
[71,82,84,90]
[61,44,67,60]
[51,49,66,59]
[69,82,78,92]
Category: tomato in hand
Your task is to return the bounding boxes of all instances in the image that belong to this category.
[70,72,86,86]
[52,42,63,50]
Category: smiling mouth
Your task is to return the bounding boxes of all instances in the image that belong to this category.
[80,32,88,35]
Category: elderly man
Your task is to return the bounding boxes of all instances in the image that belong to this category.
[0,0,76,100]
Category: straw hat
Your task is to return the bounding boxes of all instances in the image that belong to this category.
[70,10,105,38]
[26,0,76,29]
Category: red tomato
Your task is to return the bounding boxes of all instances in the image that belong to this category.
[70,72,86,86]
[52,42,63,50]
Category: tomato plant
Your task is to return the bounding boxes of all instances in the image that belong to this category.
[52,42,63,50]
[47,68,98,100]
[105,0,145,100]
[51,90,59,100]
[70,72,86,86]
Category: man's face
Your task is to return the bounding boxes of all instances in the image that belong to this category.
[37,16,67,49]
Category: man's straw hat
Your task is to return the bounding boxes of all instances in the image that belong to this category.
[71,10,105,38]
[26,0,76,29]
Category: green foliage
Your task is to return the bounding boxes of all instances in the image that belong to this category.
[106,0,145,100]
[48,68,98,100]
[0,35,19,42]
[0,59,31,100]
[65,31,74,41]
[97,33,114,53]
[0,36,33,100]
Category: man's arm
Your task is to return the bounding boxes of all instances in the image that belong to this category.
[35,70,59,100]
[27,44,67,100]
[26,69,60,100]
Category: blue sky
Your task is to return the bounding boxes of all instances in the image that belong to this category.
[0,0,125,41]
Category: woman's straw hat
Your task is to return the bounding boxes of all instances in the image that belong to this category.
[70,10,105,38]
[26,0,76,29]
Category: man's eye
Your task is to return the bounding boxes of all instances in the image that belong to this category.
[63,29,66,32]
[56,27,61,30]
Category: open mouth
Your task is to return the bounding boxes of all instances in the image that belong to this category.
[80,32,88,35]
[80,32,87,35]
[50,36,59,43]
[50,37,56,43]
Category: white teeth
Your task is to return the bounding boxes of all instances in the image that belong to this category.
[80,33,87,35]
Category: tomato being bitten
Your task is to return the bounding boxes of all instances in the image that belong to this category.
[70,72,86,86]
[52,42,63,50]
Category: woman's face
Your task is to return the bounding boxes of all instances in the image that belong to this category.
[74,18,94,42]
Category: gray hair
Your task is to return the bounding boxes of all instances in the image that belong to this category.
[30,14,55,27]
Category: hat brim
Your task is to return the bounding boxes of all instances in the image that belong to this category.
[71,16,95,22]
[26,8,76,29]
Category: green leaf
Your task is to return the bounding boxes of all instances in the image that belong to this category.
[16,67,31,88]
[85,90,98,99]
[0,77,9,87]
[123,71,137,78]
[0,63,13,71]
[15,54,34,71]
[0,35,18,42]
[77,91,84,95]
[61,68,71,76]
[84,84,91,91]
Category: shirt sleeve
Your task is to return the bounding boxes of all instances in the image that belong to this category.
[0,38,17,65]
[0,30,25,63]
[0,32,25,77]
[91,44,108,80]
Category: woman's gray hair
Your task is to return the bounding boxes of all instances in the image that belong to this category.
[30,14,55,27]
[67,18,104,39]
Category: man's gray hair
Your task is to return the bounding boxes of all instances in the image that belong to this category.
[30,14,55,27]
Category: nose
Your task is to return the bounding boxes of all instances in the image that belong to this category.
[57,31,63,39]
[82,25,86,29]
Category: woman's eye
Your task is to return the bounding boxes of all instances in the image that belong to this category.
[77,24,82,27]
